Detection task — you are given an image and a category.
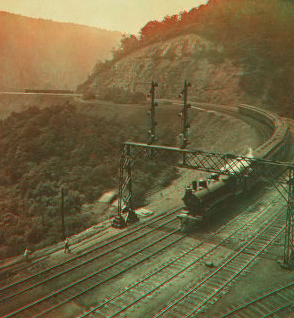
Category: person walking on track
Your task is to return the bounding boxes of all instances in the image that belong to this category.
[64,238,70,253]
[23,247,32,262]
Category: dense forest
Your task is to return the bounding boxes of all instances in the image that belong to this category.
[79,0,294,116]
[0,104,178,259]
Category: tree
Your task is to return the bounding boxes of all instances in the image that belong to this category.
[139,20,162,43]
[120,34,139,54]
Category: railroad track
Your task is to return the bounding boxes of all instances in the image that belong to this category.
[69,186,285,318]
[0,226,112,280]
[210,120,294,318]
[217,281,294,318]
[0,207,183,317]
[152,209,286,318]
[162,100,274,146]
[0,184,285,318]
[0,104,289,318]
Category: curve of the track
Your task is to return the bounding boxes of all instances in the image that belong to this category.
[0,99,287,318]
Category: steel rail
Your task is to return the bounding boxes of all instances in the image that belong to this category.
[217,282,294,317]
[152,208,286,318]
[0,213,181,304]
[0,206,182,297]
[260,302,293,318]
[78,194,282,318]
[77,191,284,318]
[3,187,281,318]
[182,226,285,318]
[1,101,285,318]
[2,227,185,317]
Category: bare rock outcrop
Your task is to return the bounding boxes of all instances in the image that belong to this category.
[87,34,244,105]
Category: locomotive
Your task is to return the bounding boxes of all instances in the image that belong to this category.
[178,149,254,232]
[177,104,291,232]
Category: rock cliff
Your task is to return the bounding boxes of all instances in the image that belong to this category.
[83,34,244,105]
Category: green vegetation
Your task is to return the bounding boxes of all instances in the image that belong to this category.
[0,104,178,259]
[79,0,294,116]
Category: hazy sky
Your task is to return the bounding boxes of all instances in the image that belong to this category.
[0,0,208,33]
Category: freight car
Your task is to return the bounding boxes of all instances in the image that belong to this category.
[178,105,290,232]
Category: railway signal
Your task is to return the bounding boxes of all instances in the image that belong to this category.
[179,80,191,149]
[147,80,158,145]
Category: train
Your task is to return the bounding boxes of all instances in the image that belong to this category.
[178,104,291,232]
[24,89,74,94]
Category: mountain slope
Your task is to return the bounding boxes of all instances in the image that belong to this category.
[80,34,242,105]
[79,0,294,116]
[0,11,121,91]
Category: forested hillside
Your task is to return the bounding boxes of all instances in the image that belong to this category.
[0,104,177,259]
[0,11,121,91]
[79,0,294,116]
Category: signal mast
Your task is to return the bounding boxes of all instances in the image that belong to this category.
[179,80,191,149]
[147,80,158,145]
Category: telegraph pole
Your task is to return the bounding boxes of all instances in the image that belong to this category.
[147,80,158,145]
[179,80,191,149]
[61,187,65,240]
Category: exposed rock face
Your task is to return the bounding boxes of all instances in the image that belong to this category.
[0,11,121,91]
[87,34,244,105]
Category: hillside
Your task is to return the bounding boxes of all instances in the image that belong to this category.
[0,102,178,259]
[78,0,294,116]
[0,11,121,91]
[0,98,260,259]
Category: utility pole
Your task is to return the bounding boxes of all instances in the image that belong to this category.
[284,169,294,268]
[147,80,158,145]
[179,80,191,149]
[61,187,65,240]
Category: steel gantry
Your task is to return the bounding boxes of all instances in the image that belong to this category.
[112,142,294,268]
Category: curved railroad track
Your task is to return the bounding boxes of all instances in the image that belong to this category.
[0,102,291,318]
[163,100,274,147]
